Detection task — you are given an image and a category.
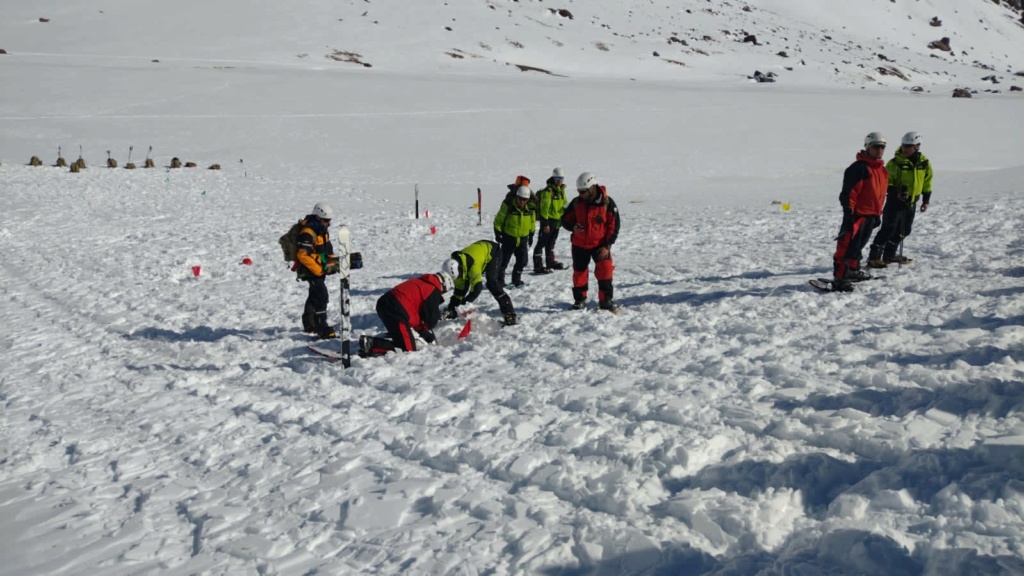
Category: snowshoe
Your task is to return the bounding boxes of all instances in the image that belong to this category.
[884,255,913,264]
[809,278,853,292]
[844,269,872,283]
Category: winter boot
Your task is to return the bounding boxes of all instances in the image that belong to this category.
[547,251,566,270]
[511,272,525,288]
[571,299,587,310]
[866,245,887,268]
[844,269,872,282]
[831,278,854,293]
[359,335,393,357]
[503,312,518,326]
[598,300,621,313]
[533,254,550,274]
[314,313,337,340]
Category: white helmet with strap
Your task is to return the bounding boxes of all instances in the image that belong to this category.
[441,258,460,279]
[312,202,334,220]
[863,132,887,149]
[901,131,922,146]
[576,172,598,190]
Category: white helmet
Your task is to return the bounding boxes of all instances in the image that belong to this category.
[863,132,887,149]
[436,271,453,293]
[901,131,922,146]
[576,171,598,191]
[312,202,334,220]
[516,186,532,199]
[552,167,565,178]
[441,258,460,279]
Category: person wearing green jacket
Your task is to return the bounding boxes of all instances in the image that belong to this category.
[867,131,934,267]
[494,184,538,288]
[442,240,518,326]
[532,167,569,274]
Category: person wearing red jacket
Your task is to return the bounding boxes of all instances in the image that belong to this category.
[561,172,621,311]
[374,272,453,353]
[832,132,889,292]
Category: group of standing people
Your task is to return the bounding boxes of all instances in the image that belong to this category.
[831,130,934,292]
[288,140,926,353]
[488,168,621,310]
[290,169,622,355]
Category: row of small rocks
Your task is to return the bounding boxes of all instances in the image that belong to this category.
[27,155,221,171]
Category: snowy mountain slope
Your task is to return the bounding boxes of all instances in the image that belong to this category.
[2,1,1024,575]
[1,0,1021,90]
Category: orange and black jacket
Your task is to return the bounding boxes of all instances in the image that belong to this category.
[561,185,620,250]
[384,274,444,336]
[296,218,334,277]
[839,152,888,217]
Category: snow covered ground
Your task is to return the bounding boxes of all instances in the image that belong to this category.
[1,1,1023,574]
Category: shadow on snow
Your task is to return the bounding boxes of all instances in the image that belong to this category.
[662,444,1024,516]
[774,378,1024,419]
[538,530,1024,575]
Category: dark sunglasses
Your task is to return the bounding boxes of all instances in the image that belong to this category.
[869,144,886,150]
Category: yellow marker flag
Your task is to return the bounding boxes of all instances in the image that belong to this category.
[781,202,791,211]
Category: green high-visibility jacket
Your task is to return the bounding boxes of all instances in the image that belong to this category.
[450,240,495,297]
[493,193,537,242]
[886,150,933,204]
[536,180,567,220]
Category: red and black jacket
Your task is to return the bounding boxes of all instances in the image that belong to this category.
[560,185,620,249]
[382,274,444,335]
[839,152,888,216]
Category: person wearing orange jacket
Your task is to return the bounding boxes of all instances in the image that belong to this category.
[372,271,453,353]
[831,132,889,292]
[296,202,341,339]
[561,172,621,311]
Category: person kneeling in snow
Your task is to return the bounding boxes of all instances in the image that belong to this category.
[371,271,453,354]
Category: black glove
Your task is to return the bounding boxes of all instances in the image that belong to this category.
[444,306,458,320]
[495,231,504,243]
[528,233,534,248]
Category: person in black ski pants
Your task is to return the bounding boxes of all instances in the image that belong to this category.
[295,202,340,338]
